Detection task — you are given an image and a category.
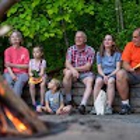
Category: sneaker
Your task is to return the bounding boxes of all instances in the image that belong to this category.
[119,104,131,115]
[90,107,96,115]
[78,105,86,115]
[104,105,113,115]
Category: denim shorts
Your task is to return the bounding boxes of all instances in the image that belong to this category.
[79,72,95,81]
[96,73,116,80]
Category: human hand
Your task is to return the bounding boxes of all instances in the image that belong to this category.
[61,105,72,114]
[47,108,53,114]
[72,69,79,79]
[103,75,108,84]
[56,109,62,115]
[29,72,34,77]
[11,74,18,81]
[38,72,43,77]
[132,68,140,75]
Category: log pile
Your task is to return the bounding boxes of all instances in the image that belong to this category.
[0,75,48,136]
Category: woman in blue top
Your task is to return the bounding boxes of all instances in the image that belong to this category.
[90,34,121,115]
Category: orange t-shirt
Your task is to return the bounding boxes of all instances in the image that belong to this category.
[4,46,30,73]
[122,42,140,68]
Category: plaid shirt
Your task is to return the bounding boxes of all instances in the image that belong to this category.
[66,45,95,73]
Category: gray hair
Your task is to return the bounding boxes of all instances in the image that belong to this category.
[75,31,87,42]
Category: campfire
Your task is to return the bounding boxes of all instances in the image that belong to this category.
[0,75,48,137]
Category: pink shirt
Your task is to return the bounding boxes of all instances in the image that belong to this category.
[4,46,30,74]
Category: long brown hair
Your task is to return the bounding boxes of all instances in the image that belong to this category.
[99,34,120,57]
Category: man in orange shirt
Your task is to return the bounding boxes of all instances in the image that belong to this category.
[116,28,140,114]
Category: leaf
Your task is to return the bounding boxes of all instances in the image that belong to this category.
[31,0,40,8]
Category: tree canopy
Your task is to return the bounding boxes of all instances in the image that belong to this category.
[0,0,140,75]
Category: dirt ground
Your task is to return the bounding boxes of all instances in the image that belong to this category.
[3,114,140,140]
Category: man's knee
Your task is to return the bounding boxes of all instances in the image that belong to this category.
[116,69,127,80]
[63,69,73,79]
[84,78,94,87]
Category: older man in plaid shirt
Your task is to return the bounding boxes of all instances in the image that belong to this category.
[62,31,95,114]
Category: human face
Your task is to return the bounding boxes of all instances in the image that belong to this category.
[75,32,86,47]
[132,30,140,47]
[103,35,114,49]
[48,80,57,90]
[10,32,21,46]
[33,47,43,59]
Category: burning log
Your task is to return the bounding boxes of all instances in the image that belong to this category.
[0,75,48,136]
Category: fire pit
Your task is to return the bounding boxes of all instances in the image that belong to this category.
[0,75,48,137]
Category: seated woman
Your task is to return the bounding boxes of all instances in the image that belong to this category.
[90,34,121,115]
[3,30,29,96]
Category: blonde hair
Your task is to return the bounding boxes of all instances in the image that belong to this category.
[51,78,61,91]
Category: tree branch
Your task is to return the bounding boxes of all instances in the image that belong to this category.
[0,0,19,19]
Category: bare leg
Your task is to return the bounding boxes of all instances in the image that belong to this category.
[93,77,104,101]
[40,78,46,105]
[29,84,36,105]
[106,77,115,106]
[116,69,129,100]
[81,77,94,105]
[63,69,73,102]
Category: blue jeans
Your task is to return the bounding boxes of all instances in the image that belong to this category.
[3,73,28,96]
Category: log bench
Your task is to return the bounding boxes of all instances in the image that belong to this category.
[71,82,140,113]
[21,82,140,113]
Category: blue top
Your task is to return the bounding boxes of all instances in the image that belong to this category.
[45,90,63,112]
[96,52,121,74]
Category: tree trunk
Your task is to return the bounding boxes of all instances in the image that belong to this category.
[0,0,19,19]
[115,0,124,32]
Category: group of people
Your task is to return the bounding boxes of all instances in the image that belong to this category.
[3,28,140,115]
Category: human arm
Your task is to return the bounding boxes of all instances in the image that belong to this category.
[75,47,95,72]
[108,53,122,76]
[5,62,28,69]
[56,102,64,115]
[39,60,46,77]
[6,67,17,80]
[4,48,17,80]
[75,62,92,72]
[28,66,33,77]
[5,48,29,69]
[121,42,134,72]
[56,94,64,115]
[108,61,121,77]
[122,61,134,72]
[44,101,53,113]
[65,60,79,78]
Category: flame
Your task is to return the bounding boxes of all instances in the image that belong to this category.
[0,84,5,96]
[4,108,32,135]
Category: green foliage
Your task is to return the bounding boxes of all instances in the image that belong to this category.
[1,0,140,76]
[1,0,94,74]
[4,0,94,42]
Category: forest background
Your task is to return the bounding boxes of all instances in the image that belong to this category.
[0,0,140,78]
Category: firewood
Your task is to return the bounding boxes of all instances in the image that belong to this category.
[0,75,48,135]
